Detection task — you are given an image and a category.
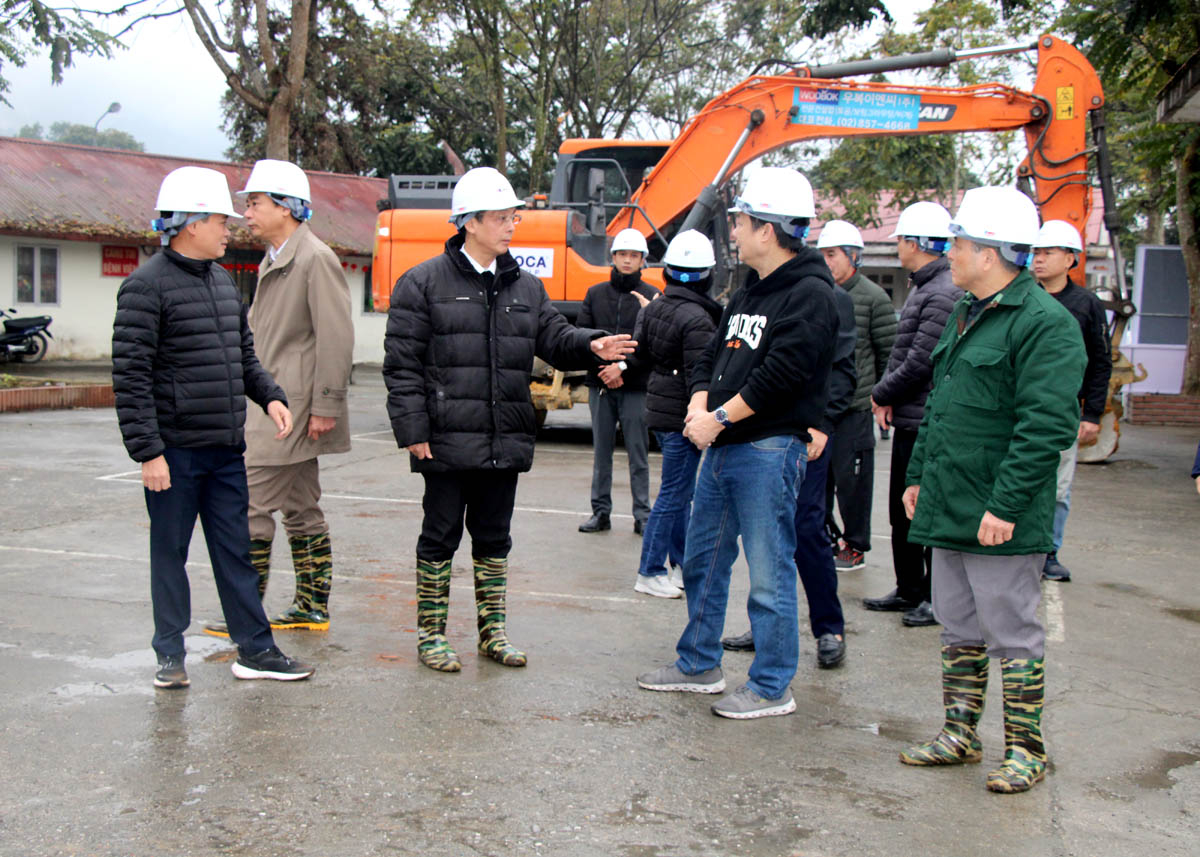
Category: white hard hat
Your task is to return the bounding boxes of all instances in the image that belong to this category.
[449,167,525,225]
[154,166,241,218]
[949,187,1039,246]
[949,186,1039,266]
[1032,219,1083,252]
[663,229,716,272]
[239,159,311,202]
[728,166,816,235]
[611,228,649,256]
[890,201,952,239]
[816,220,864,249]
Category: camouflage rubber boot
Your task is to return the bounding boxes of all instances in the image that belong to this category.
[416,557,461,672]
[986,658,1047,793]
[900,644,989,765]
[270,533,331,631]
[473,557,526,667]
[203,538,272,637]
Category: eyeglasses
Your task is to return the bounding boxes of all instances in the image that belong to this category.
[484,212,522,226]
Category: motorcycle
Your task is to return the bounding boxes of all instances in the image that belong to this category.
[0,307,53,364]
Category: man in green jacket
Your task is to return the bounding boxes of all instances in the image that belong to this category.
[898,187,1085,794]
[816,220,896,572]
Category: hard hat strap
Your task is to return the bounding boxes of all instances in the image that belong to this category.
[151,211,209,246]
[267,193,312,222]
[665,266,711,283]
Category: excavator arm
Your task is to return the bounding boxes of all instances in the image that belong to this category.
[611,36,1104,289]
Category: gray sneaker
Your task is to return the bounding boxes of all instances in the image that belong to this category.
[636,663,725,694]
[711,684,796,719]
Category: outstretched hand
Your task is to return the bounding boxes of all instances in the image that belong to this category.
[591,334,637,362]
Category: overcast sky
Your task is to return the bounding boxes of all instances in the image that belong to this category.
[0,13,229,160]
[0,2,923,164]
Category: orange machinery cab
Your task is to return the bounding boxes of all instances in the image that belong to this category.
[371,204,664,314]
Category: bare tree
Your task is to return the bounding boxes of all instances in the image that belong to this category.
[182,0,312,160]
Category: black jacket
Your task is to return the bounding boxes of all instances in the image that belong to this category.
[383,233,604,473]
[577,271,660,390]
[633,283,723,433]
[692,248,838,446]
[112,249,285,462]
[1048,282,1112,423]
[871,256,961,431]
[822,284,858,435]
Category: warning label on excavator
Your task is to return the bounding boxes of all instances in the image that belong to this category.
[511,247,555,279]
[792,88,920,130]
[1056,86,1075,120]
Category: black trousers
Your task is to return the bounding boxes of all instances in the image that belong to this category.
[417,470,520,562]
[794,435,844,638]
[145,446,275,658]
[889,427,932,603]
[826,409,875,552]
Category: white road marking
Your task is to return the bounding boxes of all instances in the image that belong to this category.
[1044,581,1066,643]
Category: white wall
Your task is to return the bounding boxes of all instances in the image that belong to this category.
[344,253,386,364]
[1,236,127,359]
[1,237,388,364]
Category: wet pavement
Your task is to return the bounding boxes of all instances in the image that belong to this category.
[1,367,1198,856]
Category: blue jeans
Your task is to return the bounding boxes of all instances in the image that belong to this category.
[675,435,806,699]
[637,431,702,578]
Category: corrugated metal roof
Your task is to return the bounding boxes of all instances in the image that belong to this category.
[0,136,386,256]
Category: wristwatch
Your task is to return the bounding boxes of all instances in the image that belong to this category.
[713,406,732,426]
[617,360,628,371]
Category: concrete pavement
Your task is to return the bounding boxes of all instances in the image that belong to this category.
[1,372,1198,856]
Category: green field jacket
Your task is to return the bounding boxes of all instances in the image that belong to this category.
[906,269,1086,554]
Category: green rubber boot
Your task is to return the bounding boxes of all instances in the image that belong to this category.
[986,658,1047,793]
[900,645,988,765]
[203,538,272,637]
[416,557,461,672]
[473,557,526,667]
[271,533,331,631]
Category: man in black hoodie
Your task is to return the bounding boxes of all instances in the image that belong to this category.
[637,167,838,719]
[112,166,315,690]
[577,228,660,535]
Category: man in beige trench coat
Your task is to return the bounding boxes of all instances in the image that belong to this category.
[205,159,354,635]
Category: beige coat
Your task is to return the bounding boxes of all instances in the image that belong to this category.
[244,222,354,465]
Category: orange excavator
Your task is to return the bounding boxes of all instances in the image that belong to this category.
[371,34,1137,455]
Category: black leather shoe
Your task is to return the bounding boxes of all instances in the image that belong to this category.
[633,519,644,535]
[578,513,611,533]
[721,630,755,652]
[1042,552,1071,582]
[901,601,938,627]
[862,589,919,612]
[816,633,846,669]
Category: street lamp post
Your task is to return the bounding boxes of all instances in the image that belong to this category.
[93,102,121,131]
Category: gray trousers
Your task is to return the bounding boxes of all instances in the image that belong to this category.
[588,388,650,522]
[247,459,326,542]
[932,548,1046,659]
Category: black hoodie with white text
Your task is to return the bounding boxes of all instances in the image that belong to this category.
[690,246,838,446]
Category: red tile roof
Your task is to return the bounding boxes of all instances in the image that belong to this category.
[812,188,1107,246]
[0,136,385,256]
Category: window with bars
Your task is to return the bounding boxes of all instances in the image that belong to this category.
[15,245,59,304]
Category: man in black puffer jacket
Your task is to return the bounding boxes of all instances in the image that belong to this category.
[384,167,636,673]
[867,201,962,627]
[577,228,661,536]
[113,166,314,690]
